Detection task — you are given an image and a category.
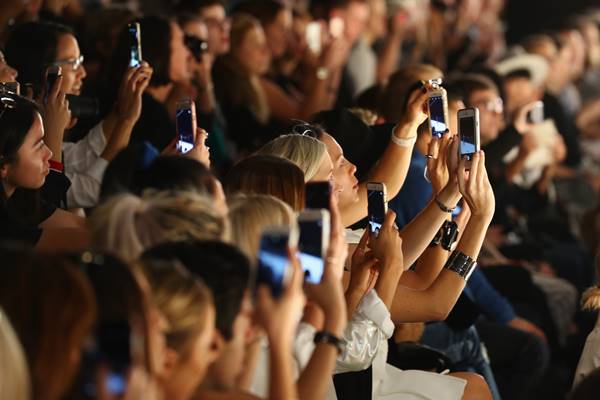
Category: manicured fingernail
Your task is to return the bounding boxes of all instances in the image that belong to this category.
[422,87,427,93]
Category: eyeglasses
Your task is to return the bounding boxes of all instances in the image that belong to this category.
[290,120,319,138]
[50,55,84,71]
[472,97,504,114]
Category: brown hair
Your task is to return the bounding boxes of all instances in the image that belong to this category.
[224,155,305,211]
[0,249,96,400]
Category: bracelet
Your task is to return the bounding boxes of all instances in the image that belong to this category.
[444,250,476,280]
[314,331,344,354]
[434,196,456,213]
[391,134,417,147]
[49,159,64,173]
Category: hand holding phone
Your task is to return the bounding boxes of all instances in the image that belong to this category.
[298,210,330,284]
[458,107,480,162]
[128,22,143,68]
[44,65,61,104]
[306,22,322,55]
[257,226,299,298]
[527,101,544,125]
[175,99,197,154]
[367,182,387,236]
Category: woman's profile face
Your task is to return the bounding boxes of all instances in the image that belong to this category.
[1,113,52,194]
[169,22,194,84]
[235,24,271,76]
[54,33,87,95]
[320,133,359,207]
[264,9,292,59]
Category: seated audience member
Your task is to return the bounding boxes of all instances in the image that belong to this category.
[139,257,220,400]
[0,93,88,251]
[90,190,227,261]
[224,154,306,211]
[0,248,96,400]
[4,21,153,209]
[0,305,30,400]
[0,50,17,82]
[72,251,166,399]
[143,240,307,400]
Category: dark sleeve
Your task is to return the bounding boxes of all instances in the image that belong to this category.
[39,169,71,209]
[466,268,516,324]
[483,125,522,170]
[543,94,581,167]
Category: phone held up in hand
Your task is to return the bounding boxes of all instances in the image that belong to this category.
[128,22,143,68]
[44,65,61,104]
[298,210,330,285]
[427,80,449,138]
[527,101,544,125]
[175,99,197,154]
[367,182,387,236]
[305,181,331,211]
[458,107,480,162]
[257,226,299,298]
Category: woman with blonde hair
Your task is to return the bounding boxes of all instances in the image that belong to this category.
[138,258,220,400]
[90,190,228,261]
[573,253,600,388]
[0,306,30,400]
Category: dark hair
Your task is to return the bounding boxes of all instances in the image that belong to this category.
[110,16,173,89]
[0,246,96,400]
[139,156,217,196]
[175,0,225,14]
[0,94,41,200]
[232,0,286,26]
[224,154,305,211]
[448,73,499,107]
[141,240,251,340]
[4,21,74,92]
[504,68,533,81]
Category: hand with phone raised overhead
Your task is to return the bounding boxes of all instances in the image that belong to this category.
[345,229,380,315]
[115,62,153,125]
[368,209,403,268]
[457,151,495,220]
[400,83,429,130]
[513,101,541,134]
[426,130,455,193]
[38,67,71,162]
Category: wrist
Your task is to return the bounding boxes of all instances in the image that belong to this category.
[323,312,346,336]
[437,184,461,207]
[393,120,418,139]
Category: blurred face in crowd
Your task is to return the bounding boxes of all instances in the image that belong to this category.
[332,1,370,44]
[320,133,359,207]
[207,292,253,388]
[1,114,52,197]
[0,51,17,82]
[264,8,292,59]
[182,19,213,72]
[367,0,388,41]
[169,22,194,84]
[468,89,504,145]
[502,76,541,117]
[234,24,271,76]
[54,33,87,95]
[581,21,600,67]
[448,99,465,135]
[200,4,231,55]
[163,305,220,400]
[562,30,587,80]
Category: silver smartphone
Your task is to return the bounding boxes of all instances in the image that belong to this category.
[458,107,480,162]
[367,182,387,236]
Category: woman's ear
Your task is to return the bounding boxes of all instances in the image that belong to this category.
[0,163,8,179]
[162,346,180,378]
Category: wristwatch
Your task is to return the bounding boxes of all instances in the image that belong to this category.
[314,331,344,354]
[430,220,459,251]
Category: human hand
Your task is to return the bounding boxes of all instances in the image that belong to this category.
[183,127,210,167]
[518,131,539,157]
[324,193,348,281]
[95,365,160,400]
[115,63,153,125]
[400,84,429,129]
[457,151,495,219]
[346,229,380,302]
[513,101,539,134]
[426,131,454,192]
[508,317,548,343]
[320,37,351,71]
[368,210,403,268]
[39,74,71,139]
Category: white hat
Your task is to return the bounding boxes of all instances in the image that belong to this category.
[495,52,549,87]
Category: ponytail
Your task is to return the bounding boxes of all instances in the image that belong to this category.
[581,286,600,311]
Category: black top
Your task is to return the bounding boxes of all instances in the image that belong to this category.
[0,194,56,246]
[542,92,581,168]
[130,93,176,151]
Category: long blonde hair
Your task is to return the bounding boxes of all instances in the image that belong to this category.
[581,252,600,310]
[256,134,328,181]
[0,308,30,400]
[228,194,297,261]
[90,190,228,261]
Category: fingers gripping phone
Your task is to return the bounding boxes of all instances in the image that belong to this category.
[257,226,299,297]
[527,101,544,125]
[305,181,331,211]
[176,99,197,154]
[367,182,387,236]
[427,85,449,138]
[298,210,330,284]
[306,22,322,55]
[458,108,480,161]
[44,65,61,104]
[128,22,143,68]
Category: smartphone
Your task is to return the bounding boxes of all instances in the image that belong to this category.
[0,82,19,95]
[329,17,345,39]
[175,99,197,154]
[298,210,330,285]
[458,108,480,161]
[427,86,449,138]
[81,322,131,397]
[257,226,298,297]
[305,181,331,211]
[367,182,387,236]
[44,65,61,104]
[527,101,544,124]
[128,22,142,68]
[184,35,209,62]
[306,22,322,55]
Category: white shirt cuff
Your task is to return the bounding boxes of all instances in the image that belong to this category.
[357,289,395,339]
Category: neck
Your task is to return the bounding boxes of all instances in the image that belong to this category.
[146,83,173,103]
[1,180,15,199]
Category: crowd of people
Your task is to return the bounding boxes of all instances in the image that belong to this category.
[1,0,600,399]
